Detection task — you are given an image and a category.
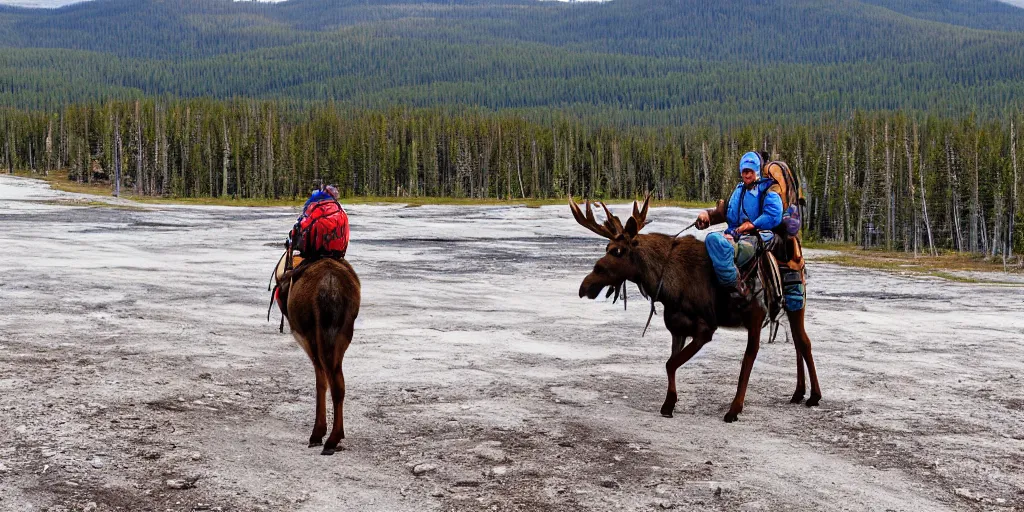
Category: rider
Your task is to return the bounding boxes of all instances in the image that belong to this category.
[288,184,350,260]
[695,151,783,307]
[301,184,340,213]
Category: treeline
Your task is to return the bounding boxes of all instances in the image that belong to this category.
[1,100,1021,257]
[4,0,1024,121]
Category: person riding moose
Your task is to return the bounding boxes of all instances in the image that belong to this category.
[288,184,350,261]
[270,184,350,331]
[695,151,782,307]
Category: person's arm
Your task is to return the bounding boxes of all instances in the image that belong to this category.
[695,199,726,229]
[751,191,783,231]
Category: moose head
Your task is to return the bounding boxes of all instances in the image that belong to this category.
[569,194,651,300]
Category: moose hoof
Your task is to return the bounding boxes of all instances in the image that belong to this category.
[805,394,821,407]
[723,412,739,423]
[790,391,805,404]
[660,392,677,417]
[320,447,336,456]
[308,438,323,448]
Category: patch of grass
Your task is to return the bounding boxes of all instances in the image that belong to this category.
[14,170,116,196]
[801,240,858,251]
[11,170,712,209]
[813,246,1022,284]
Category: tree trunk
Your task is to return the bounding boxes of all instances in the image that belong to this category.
[917,125,936,255]
[970,134,980,253]
[113,114,122,197]
[903,125,918,256]
[1011,119,1018,261]
[700,140,710,202]
[45,117,53,175]
[820,139,832,236]
[857,129,874,247]
[5,132,11,175]
[83,113,89,184]
[134,101,143,196]
[884,122,893,250]
[222,118,230,198]
[945,134,964,251]
[515,132,525,199]
[843,139,852,242]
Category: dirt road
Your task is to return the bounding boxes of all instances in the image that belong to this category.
[1,175,1022,511]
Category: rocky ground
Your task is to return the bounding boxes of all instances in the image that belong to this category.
[1,174,1022,512]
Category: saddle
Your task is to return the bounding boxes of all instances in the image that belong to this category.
[268,248,345,333]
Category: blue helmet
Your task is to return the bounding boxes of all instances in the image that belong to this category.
[739,151,762,176]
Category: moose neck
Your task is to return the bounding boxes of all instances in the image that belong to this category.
[627,232,714,311]
[629,233,677,299]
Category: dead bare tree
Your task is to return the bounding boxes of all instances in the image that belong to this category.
[1011,119,1019,262]
[970,133,981,253]
[134,101,143,196]
[45,117,53,175]
[222,118,230,198]
[915,124,936,256]
[844,138,853,242]
[113,114,122,197]
[858,127,874,247]
[903,124,918,255]
[884,123,894,250]
[945,134,964,251]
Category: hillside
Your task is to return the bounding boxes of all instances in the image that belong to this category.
[2,0,1024,123]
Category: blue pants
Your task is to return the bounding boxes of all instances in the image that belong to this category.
[706,232,762,286]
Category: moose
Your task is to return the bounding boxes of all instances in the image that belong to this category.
[570,195,821,422]
[275,257,361,455]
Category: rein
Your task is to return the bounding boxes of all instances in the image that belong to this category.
[640,220,697,337]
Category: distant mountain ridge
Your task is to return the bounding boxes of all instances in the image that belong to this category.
[2,0,1024,123]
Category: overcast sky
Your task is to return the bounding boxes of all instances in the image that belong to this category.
[0,0,1019,10]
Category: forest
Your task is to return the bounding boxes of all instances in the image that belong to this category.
[2,0,1024,123]
[1,0,1023,257]
[2,101,1021,258]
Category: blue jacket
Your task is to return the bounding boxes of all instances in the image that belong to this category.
[726,180,783,232]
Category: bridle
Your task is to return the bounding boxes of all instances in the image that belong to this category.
[639,220,698,337]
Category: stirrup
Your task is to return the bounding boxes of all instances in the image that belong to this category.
[726,282,752,308]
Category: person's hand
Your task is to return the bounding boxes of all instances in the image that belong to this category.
[695,211,710,229]
[737,221,755,235]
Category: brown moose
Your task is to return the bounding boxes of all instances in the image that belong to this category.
[276,257,361,454]
[570,195,821,422]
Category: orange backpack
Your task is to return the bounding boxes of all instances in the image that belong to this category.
[761,160,803,213]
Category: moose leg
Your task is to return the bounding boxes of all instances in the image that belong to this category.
[661,335,708,418]
[671,334,687,356]
[309,367,328,447]
[321,367,346,456]
[790,339,806,404]
[725,313,764,423]
[788,309,822,407]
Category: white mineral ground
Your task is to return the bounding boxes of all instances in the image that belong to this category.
[0,174,1022,511]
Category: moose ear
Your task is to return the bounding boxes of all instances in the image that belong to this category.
[624,216,639,238]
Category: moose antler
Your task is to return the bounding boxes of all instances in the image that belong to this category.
[569,198,621,239]
[632,192,651,228]
[622,193,652,236]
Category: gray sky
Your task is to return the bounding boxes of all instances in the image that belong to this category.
[0,0,1019,10]
[0,0,285,6]
[5,0,609,6]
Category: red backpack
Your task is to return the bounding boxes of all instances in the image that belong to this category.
[292,200,350,257]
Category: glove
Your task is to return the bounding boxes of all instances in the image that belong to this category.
[695,211,711,230]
